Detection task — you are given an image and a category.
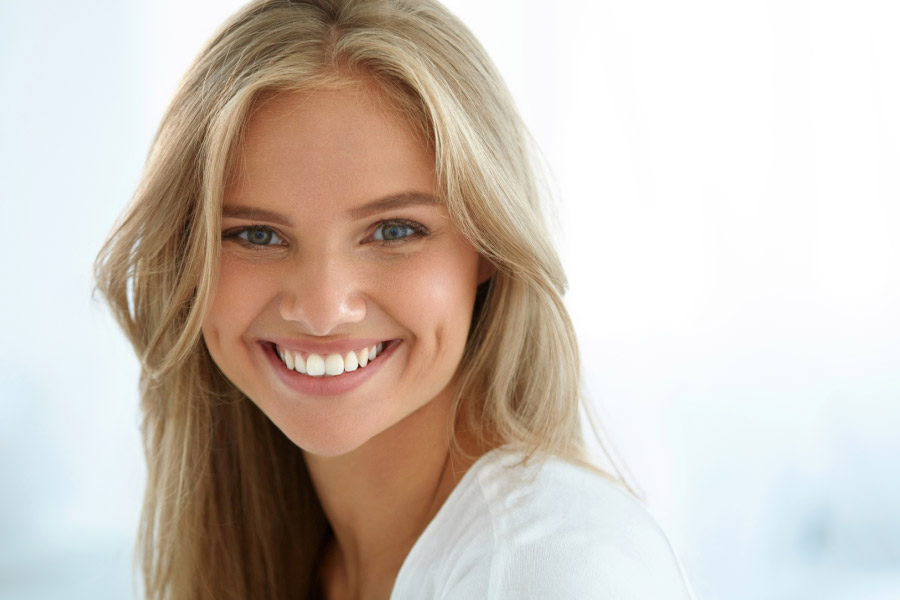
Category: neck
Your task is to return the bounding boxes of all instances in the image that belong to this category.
[304,390,480,600]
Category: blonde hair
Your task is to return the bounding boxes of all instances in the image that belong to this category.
[95,0,630,597]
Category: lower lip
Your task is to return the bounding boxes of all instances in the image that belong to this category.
[263,341,399,396]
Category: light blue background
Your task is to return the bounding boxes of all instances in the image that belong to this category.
[1,1,898,598]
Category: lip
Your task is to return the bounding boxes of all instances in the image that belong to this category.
[268,337,387,357]
[261,339,400,397]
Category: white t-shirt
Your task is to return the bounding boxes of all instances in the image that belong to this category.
[391,448,697,599]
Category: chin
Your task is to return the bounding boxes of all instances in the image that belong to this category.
[298,439,367,458]
[281,421,379,459]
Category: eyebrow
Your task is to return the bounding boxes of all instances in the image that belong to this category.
[222,192,440,226]
[346,192,440,220]
[221,205,294,226]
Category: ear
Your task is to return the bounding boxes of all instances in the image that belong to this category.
[477,257,497,285]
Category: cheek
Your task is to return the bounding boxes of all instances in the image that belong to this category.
[203,256,272,347]
[384,243,480,345]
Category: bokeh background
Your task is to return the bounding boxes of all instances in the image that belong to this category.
[1,1,898,598]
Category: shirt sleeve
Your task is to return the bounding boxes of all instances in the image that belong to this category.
[481,460,697,600]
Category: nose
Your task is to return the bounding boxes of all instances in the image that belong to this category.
[278,255,367,336]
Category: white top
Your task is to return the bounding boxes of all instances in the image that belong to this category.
[391,448,697,599]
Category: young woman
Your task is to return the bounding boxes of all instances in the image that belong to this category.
[95,0,697,598]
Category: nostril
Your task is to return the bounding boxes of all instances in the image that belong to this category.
[277,289,367,335]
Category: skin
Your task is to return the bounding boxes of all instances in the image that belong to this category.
[201,83,492,599]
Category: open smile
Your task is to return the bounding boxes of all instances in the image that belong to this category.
[262,339,401,397]
[274,342,386,377]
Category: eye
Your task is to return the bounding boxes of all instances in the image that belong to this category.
[372,220,422,242]
[224,225,285,247]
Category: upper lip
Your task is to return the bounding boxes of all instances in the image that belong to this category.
[264,337,392,356]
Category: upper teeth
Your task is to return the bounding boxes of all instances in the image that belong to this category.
[275,343,385,377]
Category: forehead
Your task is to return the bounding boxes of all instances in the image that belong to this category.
[226,85,437,211]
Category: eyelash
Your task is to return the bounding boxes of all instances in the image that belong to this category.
[370,219,429,245]
[221,219,429,250]
[222,226,286,249]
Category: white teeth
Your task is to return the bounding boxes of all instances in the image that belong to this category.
[306,353,325,376]
[276,342,388,376]
[294,351,306,374]
[324,353,344,376]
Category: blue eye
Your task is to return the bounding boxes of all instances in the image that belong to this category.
[235,226,284,246]
[372,221,418,242]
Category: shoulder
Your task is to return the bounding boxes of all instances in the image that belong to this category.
[476,450,696,599]
[392,449,696,600]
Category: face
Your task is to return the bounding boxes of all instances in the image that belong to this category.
[202,85,487,457]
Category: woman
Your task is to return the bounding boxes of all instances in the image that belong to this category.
[95,0,697,598]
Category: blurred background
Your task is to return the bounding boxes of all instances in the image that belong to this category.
[1,0,898,598]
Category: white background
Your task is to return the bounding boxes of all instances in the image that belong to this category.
[1,1,898,598]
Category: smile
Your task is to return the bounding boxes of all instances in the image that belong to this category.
[274,342,386,377]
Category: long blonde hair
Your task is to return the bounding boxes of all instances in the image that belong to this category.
[95,1,628,597]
